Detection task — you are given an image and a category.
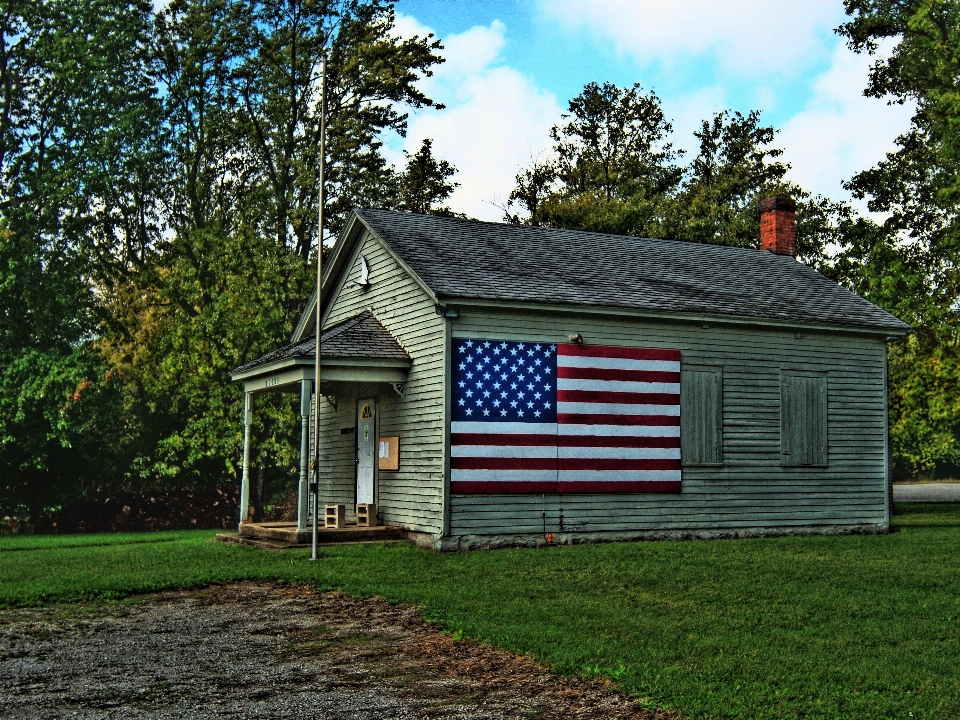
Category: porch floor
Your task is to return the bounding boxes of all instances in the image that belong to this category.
[215,521,408,550]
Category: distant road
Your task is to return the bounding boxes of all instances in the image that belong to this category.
[893,483,960,503]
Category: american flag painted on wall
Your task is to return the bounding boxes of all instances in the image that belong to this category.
[450,340,682,494]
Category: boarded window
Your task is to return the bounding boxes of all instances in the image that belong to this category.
[780,372,828,467]
[681,366,723,466]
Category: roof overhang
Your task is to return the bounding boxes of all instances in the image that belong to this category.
[438,296,910,339]
[230,356,412,395]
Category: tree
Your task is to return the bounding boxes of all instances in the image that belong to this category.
[665,110,843,267]
[508,85,844,268]
[395,138,459,215]
[229,0,445,256]
[94,0,451,498]
[835,0,960,474]
[506,82,682,236]
[1,0,461,512]
[0,0,159,515]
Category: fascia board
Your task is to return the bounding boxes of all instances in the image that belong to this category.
[442,297,909,339]
[356,216,438,306]
[319,216,440,329]
[230,355,411,384]
[324,356,412,370]
[231,357,313,382]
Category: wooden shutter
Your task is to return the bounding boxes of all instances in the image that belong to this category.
[681,367,723,466]
[780,372,828,466]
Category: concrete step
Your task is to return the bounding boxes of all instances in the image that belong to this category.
[216,533,300,550]
[218,524,410,549]
[238,523,308,544]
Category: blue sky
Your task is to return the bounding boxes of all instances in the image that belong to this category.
[389,0,914,221]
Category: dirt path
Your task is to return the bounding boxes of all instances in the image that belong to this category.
[0,583,676,719]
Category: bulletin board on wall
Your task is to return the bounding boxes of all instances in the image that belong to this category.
[378,435,399,470]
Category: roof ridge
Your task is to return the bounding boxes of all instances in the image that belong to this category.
[356,206,771,257]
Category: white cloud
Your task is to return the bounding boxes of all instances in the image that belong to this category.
[537,0,840,79]
[395,16,562,221]
[389,7,912,223]
[779,43,914,206]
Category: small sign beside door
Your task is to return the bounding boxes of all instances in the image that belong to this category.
[378,435,399,470]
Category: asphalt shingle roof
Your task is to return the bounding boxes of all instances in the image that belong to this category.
[233,310,409,374]
[356,208,909,334]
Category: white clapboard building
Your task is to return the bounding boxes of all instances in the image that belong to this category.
[230,198,909,550]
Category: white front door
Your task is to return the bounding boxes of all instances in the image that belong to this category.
[356,399,376,505]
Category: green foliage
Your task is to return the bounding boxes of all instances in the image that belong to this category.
[0,0,159,515]
[2,505,960,719]
[1,0,458,511]
[102,0,451,495]
[663,110,849,268]
[0,222,128,516]
[395,138,460,215]
[507,82,682,236]
[834,0,960,474]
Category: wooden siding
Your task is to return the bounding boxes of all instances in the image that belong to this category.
[317,230,446,534]
[449,308,889,536]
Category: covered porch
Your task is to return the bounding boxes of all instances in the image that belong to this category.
[228,311,412,533]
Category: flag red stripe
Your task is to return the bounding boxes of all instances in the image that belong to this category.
[558,435,679,448]
[452,457,556,471]
[557,389,680,405]
[557,366,680,382]
[451,458,681,471]
[557,458,681,471]
[555,480,681,494]
[451,481,562,494]
[452,434,679,448]
[452,433,556,447]
[451,480,682,494]
[557,413,680,426]
[558,344,681,361]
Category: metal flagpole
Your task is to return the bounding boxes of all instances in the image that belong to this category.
[311,51,327,562]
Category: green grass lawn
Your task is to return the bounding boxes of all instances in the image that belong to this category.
[2,504,958,720]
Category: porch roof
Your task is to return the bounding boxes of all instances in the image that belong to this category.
[230,311,411,392]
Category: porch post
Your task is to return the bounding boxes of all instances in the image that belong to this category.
[297,379,311,531]
[239,391,253,528]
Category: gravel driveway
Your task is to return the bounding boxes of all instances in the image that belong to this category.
[0,583,675,720]
[893,482,960,503]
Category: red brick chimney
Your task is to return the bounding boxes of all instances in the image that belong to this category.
[759,196,797,257]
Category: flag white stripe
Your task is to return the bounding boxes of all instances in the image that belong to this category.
[453,445,557,458]
[451,469,559,482]
[558,424,680,437]
[557,447,680,459]
[451,421,557,434]
[558,470,682,481]
[557,402,680,416]
[557,379,680,393]
[558,356,681,372]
